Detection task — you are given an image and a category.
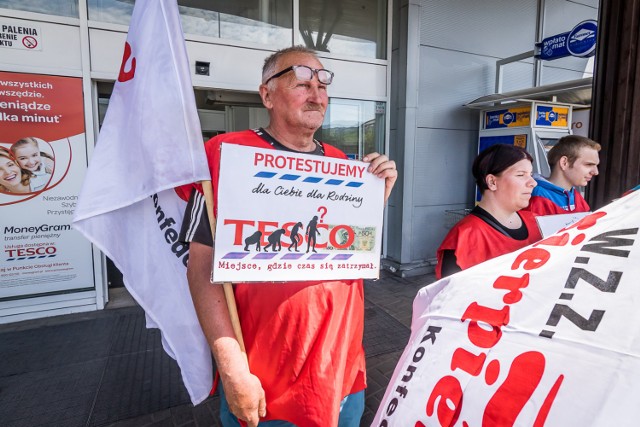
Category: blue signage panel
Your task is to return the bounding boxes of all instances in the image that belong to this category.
[537,31,570,60]
[567,20,597,57]
[484,107,531,129]
[536,20,597,61]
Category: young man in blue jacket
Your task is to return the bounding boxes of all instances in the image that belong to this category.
[524,135,600,215]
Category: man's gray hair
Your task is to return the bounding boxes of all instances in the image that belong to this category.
[262,46,319,84]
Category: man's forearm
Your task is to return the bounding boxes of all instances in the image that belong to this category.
[186,241,266,425]
[186,242,248,376]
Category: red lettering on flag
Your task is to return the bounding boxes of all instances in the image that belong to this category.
[118,41,136,82]
[482,351,549,426]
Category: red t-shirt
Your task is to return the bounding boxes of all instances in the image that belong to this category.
[436,210,542,279]
[179,130,366,427]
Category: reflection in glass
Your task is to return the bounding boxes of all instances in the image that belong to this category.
[315,99,385,159]
[87,0,292,47]
[0,0,78,18]
[299,0,387,59]
[87,0,133,24]
[213,0,292,46]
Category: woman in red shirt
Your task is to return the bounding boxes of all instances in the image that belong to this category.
[436,144,543,279]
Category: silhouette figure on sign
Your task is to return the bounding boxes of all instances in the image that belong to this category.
[244,231,262,252]
[306,216,320,253]
[264,228,286,252]
[288,222,304,252]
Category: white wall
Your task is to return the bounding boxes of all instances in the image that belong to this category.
[0,16,82,76]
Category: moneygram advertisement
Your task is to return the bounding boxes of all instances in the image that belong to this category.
[0,71,94,298]
[213,143,385,282]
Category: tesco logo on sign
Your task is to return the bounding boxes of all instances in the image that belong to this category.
[5,246,57,257]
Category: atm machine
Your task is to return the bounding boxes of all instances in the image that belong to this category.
[478,101,573,173]
[475,100,573,202]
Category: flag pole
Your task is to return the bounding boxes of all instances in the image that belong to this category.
[201,180,247,353]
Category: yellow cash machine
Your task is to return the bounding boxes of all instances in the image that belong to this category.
[479,101,572,175]
[476,101,573,202]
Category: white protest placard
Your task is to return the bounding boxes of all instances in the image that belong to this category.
[536,211,590,237]
[374,191,640,426]
[213,143,385,282]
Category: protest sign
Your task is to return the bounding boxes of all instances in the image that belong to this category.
[374,191,640,426]
[536,211,589,237]
[212,143,385,282]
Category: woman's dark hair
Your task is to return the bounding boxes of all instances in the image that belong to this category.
[472,144,533,192]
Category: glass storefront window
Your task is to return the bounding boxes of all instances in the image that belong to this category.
[299,0,387,59]
[88,0,292,47]
[315,99,385,159]
[86,0,132,24]
[0,0,78,18]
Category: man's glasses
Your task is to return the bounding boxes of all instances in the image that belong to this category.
[265,65,334,85]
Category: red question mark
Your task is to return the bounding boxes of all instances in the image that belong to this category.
[317,206,328,223]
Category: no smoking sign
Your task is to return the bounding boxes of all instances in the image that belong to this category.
[0,20,42,51]
[22,36,37,49]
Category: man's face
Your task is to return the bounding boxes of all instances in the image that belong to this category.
[563,147,600,187]
[260,53,329,132]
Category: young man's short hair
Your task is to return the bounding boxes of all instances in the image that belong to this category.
[547,135,601,170]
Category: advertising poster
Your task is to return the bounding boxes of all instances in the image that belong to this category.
[572,108,590,138]
[0,71,93,299]
[536,105,569,127]
[213,143,385,282]
[484,107,531,129]
[373,193,640,426]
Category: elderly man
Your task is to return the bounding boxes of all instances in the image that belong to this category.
[179,46,397,427]
[524,135,600,215]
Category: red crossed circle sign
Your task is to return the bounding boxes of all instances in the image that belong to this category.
[22,36,38,49]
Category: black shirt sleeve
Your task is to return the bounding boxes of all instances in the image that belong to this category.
[178,188,213,247]
[440,249,462,278]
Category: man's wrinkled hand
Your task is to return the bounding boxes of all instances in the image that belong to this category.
[224,372,267,427]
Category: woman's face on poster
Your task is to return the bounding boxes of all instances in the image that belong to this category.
[0,155,23,189]
[13,143,42,172]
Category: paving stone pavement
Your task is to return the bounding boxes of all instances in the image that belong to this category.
[0,270,436,427]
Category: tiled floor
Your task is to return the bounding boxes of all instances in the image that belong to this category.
[0,270,436,427]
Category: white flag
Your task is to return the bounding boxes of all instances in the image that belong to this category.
[73,0,212,405]
[374,191,640,426]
